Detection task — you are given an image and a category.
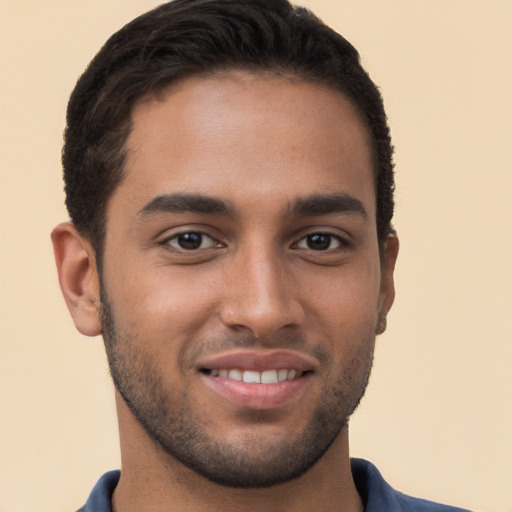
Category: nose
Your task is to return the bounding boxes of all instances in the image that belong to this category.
[220,244,304,339]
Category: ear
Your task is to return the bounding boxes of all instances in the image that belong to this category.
[376,233,399,335]
[51,222,102,337]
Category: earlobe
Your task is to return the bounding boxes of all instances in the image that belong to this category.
[376,233,399,335]
[51,222,102,337]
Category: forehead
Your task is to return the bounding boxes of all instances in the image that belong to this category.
[115,71,376,221]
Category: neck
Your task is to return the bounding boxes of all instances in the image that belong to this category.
[112,392,363,512]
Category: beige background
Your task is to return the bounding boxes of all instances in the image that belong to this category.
[1,1,511,511]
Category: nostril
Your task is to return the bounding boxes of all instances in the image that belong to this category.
[220,303,305,340]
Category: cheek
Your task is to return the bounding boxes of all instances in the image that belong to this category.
[301,262,381,350]
[106,263,222,350]
[305,261,381,318]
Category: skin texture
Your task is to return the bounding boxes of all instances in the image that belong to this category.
[52,71,398,512]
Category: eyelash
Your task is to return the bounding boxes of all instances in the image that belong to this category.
[161,230,349,253]
[162,231,221,251]
[294,232,350,251]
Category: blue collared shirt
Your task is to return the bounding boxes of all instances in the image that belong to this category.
[77,458,471,511]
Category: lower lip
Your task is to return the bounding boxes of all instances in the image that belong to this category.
[201,373,312,409]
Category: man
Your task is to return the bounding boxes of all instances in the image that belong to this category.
[51,0,471,510]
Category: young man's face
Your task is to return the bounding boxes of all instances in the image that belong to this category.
[98,71,397,487]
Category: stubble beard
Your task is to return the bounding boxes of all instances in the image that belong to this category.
[100,291,375,489]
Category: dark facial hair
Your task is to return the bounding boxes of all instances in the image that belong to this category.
[100,287,374,488]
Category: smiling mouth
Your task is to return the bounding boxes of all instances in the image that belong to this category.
[199,357,315,408]
[201,368,310,384]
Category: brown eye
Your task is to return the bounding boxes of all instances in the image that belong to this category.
[306,234,331,250]
[166,232,217,251]
[296,233,342,251]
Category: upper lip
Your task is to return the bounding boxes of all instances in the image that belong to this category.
[197,350,317,372]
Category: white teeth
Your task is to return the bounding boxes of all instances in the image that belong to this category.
[242,370,261,383]
[210,368,302,383]
[261,369,278,384]
[228,369,243,381]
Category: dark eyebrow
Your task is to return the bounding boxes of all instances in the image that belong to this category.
[287,192,368,219]
[137,193,236,218]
